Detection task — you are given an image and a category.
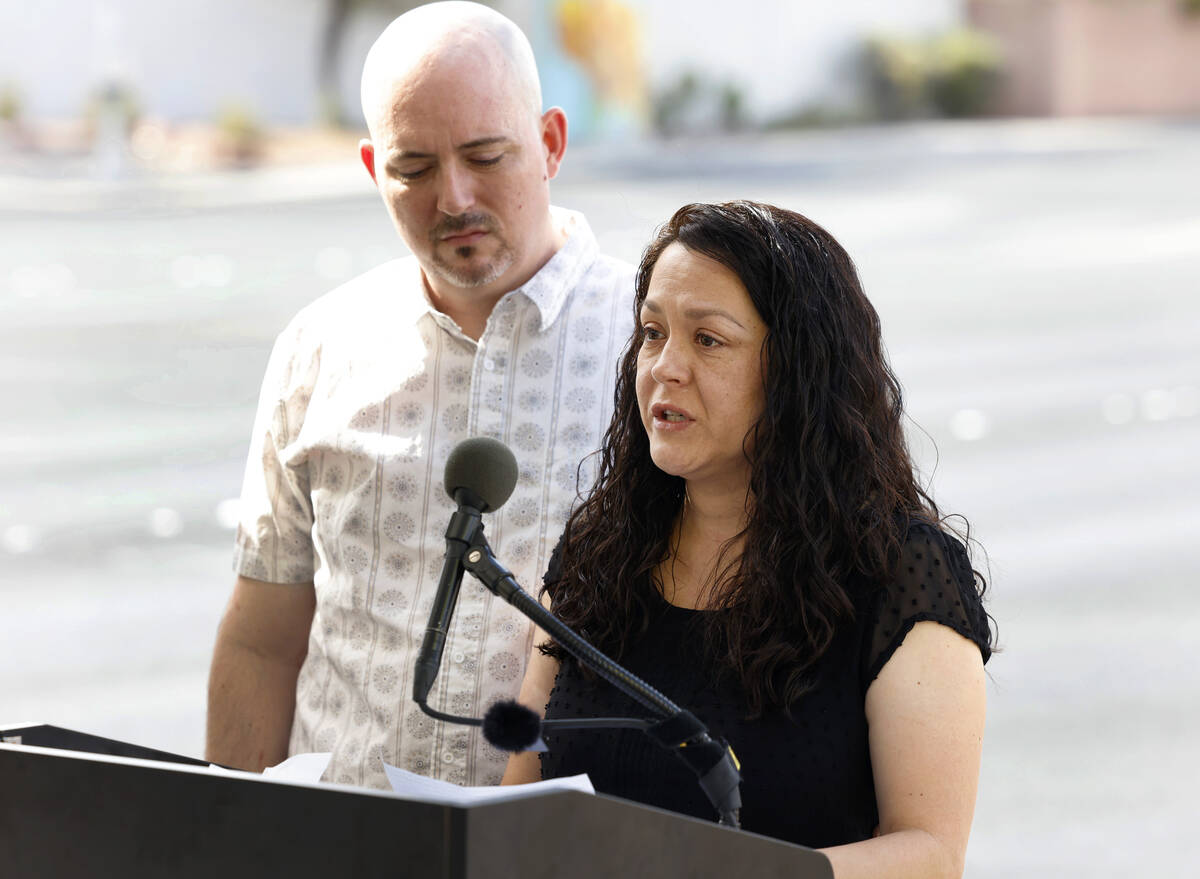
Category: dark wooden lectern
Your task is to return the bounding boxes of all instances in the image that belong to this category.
[0,724,832,878]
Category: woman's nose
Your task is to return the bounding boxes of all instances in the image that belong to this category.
[650,335,689,384]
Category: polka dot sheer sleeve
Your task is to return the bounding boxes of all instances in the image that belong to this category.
[862,523,992,690]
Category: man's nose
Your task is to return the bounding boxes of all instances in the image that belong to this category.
[437,162,475,216]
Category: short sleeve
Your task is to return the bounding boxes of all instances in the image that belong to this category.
[231,324,319,584]
[861,523,991,690]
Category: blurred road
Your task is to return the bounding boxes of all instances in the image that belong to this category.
[2,118,1198,877]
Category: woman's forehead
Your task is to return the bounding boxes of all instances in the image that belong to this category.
[643,244,759,322]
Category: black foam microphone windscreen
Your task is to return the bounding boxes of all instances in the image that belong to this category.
[443,436,519,512]
[482,699,543,752]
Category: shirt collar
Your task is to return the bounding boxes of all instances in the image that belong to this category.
[509,206,599,333]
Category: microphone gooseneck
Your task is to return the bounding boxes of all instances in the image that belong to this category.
[412,437,519,708]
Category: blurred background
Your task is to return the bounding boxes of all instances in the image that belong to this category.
[2,1,1198,876]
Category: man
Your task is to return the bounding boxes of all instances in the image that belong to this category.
[205,1,634,789]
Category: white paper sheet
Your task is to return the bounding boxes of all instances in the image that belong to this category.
[261,752,333,783]
[382,763,593,806]
[218,752,589,807]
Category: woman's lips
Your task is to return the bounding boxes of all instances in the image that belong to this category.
[650,402,694,431]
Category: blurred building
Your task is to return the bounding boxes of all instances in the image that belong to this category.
[0,0,359,126]
[0,0,958,137]
[969,0,1200,116]
[8,0,1193,141]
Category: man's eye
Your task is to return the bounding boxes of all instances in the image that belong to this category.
[470,155,503,167]
[393,167,429,181]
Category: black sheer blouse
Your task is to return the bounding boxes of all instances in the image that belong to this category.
[538,523,991,848]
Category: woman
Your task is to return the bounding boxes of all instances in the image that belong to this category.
[503,201,993,879]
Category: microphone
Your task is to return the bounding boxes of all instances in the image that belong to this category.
[444,435,520,513]
[483,700,545,752]
[412,437,518,707]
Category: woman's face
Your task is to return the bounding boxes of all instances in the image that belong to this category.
[636,242,769,493]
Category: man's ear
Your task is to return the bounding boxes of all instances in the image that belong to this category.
[360,139,377,184]
[540,107,568,180]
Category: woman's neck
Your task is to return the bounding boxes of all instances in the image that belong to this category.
[658,478,751,609]
[678,479,750,548]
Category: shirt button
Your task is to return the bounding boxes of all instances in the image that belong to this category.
[453,652,465,663]
[442,751,455,764]
[483,358,496,372]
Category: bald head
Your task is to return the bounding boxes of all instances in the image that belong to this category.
[360,1,543,139]
[355,1,569,325]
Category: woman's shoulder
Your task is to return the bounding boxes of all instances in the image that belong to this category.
[858,518,993,689]
[899,519,973,579]
[893,519,986,629]
[846,519,969,608]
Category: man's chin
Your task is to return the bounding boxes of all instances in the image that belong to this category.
[427,264,500,289]
[429,249,514,290]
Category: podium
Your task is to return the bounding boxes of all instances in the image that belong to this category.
[0,724,832,878]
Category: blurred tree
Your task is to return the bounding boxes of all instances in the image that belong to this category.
[861,29,1002,121]
[0,83,20,123]
[650,72,746,137]
[216,102,265,166]
[651,71,700,136]
[85,82,141,137]
[861,35,927,120]
[318,0,495,127]
[926,29,1002,118]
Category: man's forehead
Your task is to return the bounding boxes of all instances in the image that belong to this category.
[384,135,515,161]
[375,77,533,150]
[370,55,531,137]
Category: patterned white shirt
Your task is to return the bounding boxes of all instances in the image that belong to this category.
[234,209,635,788]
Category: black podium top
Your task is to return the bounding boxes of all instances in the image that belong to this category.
[0,725,832,879]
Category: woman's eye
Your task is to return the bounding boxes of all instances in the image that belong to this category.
[642,326,663,341]
[696,332,720,348]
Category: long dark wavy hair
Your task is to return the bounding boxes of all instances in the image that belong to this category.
[546,201,989,714]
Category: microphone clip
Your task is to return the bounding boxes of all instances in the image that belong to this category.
[647,711,742,827]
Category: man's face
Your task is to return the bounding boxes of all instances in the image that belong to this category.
[364,48,560,299]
